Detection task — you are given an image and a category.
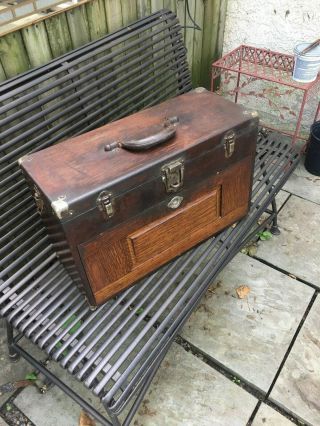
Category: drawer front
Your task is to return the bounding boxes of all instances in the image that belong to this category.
[128,189,219,264]
[79,156,252,305]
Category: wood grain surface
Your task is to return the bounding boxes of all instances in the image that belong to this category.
[80,157,253,304]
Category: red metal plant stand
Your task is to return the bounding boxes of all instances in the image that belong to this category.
[211,45,320,144]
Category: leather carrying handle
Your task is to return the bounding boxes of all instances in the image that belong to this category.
[104,116,178,152]
[121,126,176,151]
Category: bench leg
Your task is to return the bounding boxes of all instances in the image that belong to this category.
[261,160,280,236]
[107,410,121,426]
[270,198,281,235]
[6,321,20,363]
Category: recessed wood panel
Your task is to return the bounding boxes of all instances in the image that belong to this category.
[128,189,219,264]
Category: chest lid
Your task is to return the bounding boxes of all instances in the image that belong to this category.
[19,89,258,222]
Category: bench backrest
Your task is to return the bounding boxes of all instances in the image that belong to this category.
[0,9,191,314]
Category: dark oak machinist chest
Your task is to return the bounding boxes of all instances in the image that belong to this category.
[20,89,259,306]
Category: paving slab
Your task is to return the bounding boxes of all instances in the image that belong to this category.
[252,404,294,425]
[283,156,320,205]
[0,416,9,426]
[0,320,45,407]
[14,358,107,426]
[1,401,32,426]
[181,253,314,392]
[132,343,257,426]
[14,341,258,426]
[256,195,320,288]
[270,295,320,426]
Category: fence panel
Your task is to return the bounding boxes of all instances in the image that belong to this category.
[0,0,227,88]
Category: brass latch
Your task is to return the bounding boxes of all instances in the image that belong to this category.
[224,130,236,158]
[161,159,184,193]
[97,191,114,219]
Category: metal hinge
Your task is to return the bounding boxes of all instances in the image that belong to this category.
[243,110,259,118]
[97,191,114,219]
[223,130,236,158]
[51,195,69,220]
[161,159,184,193]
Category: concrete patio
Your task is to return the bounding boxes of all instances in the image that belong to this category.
[0,154,319,426]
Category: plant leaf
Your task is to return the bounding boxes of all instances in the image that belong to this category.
[262,230,272,240]
[257,230,272,241]
[25,372,38,381]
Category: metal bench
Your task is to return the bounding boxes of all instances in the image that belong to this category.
[0,9,299,426]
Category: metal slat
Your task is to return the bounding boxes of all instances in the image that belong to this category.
[38,299,88,349]
[0,196,33,223]
[0,23,183,139]
[0,235,49,279]
[0,213,40,246]
[0,220,43,258]
[0,204,36,235]
[28,292,80,340]
[75,73,191,136]
[0,186,30,210]
[21,280,74,335]
[0,170,23,189]
[58,278,159,367]
[0,46,188,163]
[5,267,65,319]
[0,228,45,268]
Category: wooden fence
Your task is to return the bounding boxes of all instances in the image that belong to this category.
[0,0,227,88]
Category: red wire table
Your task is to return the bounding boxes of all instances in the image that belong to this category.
[211,45,320,144]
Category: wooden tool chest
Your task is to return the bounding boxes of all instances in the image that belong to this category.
[20,89,258,306]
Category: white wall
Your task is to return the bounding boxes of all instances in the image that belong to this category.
[223,0,319,55]
[220,0,320,138]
